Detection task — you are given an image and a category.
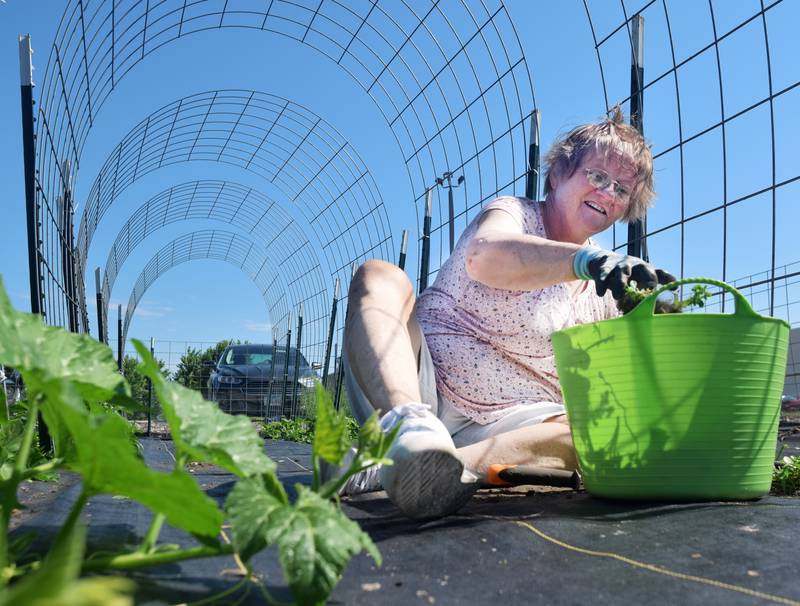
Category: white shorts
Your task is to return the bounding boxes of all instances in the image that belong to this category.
[343,335,566,449]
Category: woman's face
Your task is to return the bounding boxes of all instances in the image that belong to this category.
[547,151,636,244]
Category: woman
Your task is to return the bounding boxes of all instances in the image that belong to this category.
[338,109,675,519]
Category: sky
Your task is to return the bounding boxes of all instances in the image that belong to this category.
[1,0,798,368]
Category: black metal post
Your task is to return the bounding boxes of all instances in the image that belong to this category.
[436,172,465,254]
[60,160,79,332]
[291,303,304,417]
[525,109,541,200]
[447,184,455,253]
[322,278,340,389]
[334,262,357,412]
[281,313,292,418]
[627,14,648,261]
[117,304,123,372]
[147,337,154,436]
[266,330,278,418]
[94,268,106,343]
[19,35,42,317]
[398,229,408,270]
[418,188,433,294]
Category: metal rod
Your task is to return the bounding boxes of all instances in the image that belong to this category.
[61,160,79,332]
[334,262,358,412]
[94,267,105,343]
[266,328,277,418]
[419,187,433,293]
[281,312,292,418]
[398,228,408,270]
[19,34,42,317]
[117,304,123,371]
[322,278,340,389]
[448,183,455,253]
[147,337,154,436]
[291,303,304,417]
[627,14,648,261]
[525,109,541,200]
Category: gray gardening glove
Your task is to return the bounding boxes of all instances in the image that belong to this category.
[573,245,676,300]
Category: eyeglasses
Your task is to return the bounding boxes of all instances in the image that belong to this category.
[584,168,632,204]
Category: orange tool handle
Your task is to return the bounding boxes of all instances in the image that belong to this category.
[486,464,581,489]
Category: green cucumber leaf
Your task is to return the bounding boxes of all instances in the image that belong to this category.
[226,479,379,605]
[133,340,275,478]
[40,379,223,539]
[281,485,380,605]
[0,278,129,404]
[312,383,351,466]
[226,476,292,562]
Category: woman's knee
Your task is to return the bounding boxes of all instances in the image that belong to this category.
[350,260,414,303]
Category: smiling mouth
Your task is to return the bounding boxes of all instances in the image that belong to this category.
[584,200,607,215]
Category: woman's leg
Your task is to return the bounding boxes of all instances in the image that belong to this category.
[344,260,424,415]
[455,416,578,476]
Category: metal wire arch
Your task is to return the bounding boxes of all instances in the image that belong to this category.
[101,180,328,362]
[122,229,277,345]
[584,0,800,325]
[77,89,390,283]
[33,0,537,330]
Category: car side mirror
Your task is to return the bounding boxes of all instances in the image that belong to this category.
[202,360,216,369]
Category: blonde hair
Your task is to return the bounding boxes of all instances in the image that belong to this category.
[542,107,654,222]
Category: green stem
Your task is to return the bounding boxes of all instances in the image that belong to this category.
[138,452,189,553]
[21,458,63,481]
[186,575,250,606]
[312,452,320,492]
[138,513,166,554]
[82,543,234,571]
[319,457,367,500]
[1,397,42,580]
[13,396,41,476]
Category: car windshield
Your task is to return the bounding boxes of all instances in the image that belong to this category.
[221,346,309,368]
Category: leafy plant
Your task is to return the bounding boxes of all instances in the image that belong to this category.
[262,411,360,445]
[0,278,393,605]
[617,282,713,315]
[772,454,800,496]
[263,418,315,443]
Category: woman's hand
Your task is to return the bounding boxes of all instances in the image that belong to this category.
[574,246,675,300]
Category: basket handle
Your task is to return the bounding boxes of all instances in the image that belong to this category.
[627,277,759,319]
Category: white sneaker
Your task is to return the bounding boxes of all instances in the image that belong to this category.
[379,403,478,520]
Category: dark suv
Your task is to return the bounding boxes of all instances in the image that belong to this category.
[207,344,318,416]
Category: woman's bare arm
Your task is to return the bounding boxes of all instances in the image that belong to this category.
[464,209,581,290]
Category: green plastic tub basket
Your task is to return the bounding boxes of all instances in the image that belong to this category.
[551,278,790,500]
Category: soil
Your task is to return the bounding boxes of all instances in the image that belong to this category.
[10,471,81,531]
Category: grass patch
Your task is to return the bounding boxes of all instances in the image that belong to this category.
[262,415,359,444]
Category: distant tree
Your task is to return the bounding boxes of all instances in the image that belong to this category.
[121,354,168,408]
[173,340,232,398]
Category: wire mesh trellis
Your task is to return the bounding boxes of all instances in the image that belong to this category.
[75,89,392,342]
[28,0,537,355]
[122,229,273,343]
[100,180,329,364]
[584,0,800,327]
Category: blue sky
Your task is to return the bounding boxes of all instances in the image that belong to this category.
[1,0,798,366]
